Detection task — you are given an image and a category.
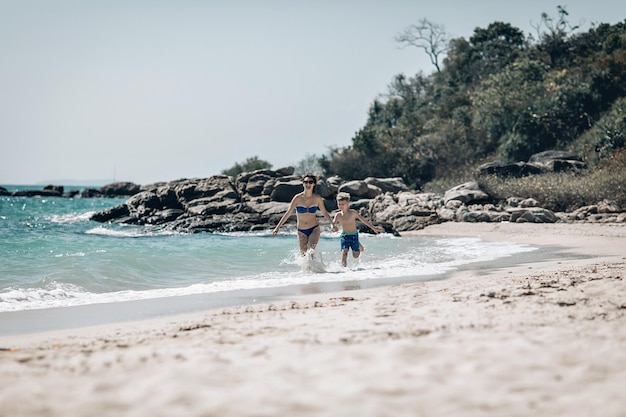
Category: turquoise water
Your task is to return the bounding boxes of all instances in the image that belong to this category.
[1,185,537,312]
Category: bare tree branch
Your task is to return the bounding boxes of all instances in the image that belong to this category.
[530,5,582,43]
[395,18,450,72]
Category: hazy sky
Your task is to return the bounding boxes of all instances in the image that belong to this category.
[2,0,624,185]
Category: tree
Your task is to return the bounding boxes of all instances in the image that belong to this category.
[294,153,323,176]
[396,18,450,72]
[440,22,526,89]
[386,73,432,103]
[468,22,527,80]
[530,5,581,67]
[322,16,626,185]
[530,5,580,43]
[221,156,272,177]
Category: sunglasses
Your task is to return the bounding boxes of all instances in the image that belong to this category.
[303,180,315,184]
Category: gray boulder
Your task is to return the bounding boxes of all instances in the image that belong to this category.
[325,176,343,194]
[13,187,63,197]
[100,181,141,196]
[364,177,409,193]
[144,209,185,225]
[90,204,131,223]
[275,166,295,176]
[528,150,581,164]
[508,208,558,223]
[478,161,544,177]
[338,180,370,198]
[80,188,103,198]
[185,189,240,215]
[314,179,334,199]
[175,176,237,206]
[528,150,586,172]
[270,179,303,203]
[444,181,489,204]
[369,191,440,231]
[43,185,64,195]
[243,173,273,197]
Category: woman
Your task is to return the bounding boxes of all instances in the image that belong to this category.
[272,173,337,255]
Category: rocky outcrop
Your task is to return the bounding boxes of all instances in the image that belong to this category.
[5,156,625,232]
[78,181,142,198]
[89,171,415,233]
[4,182,143,198]
[338,180,381,200]
[87,168,626,234]
[99,181,142,197]
[559,200,626,223]
[477,161,544,177]
[444,181,489,205]
[370,192,442,231]
[11,185,64,197]
[364,177,410,194]
[366,188,583,230]
[478,150,586,177]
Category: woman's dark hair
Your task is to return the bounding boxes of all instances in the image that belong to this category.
[303,173,317,182]
[302,173,317,191]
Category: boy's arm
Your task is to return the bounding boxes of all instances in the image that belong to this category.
[355,212,384,234]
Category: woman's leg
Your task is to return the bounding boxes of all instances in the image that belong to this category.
[297,232,309,255]
[307,225,321,250]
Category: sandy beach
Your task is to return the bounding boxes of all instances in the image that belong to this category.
[1,222,625,417]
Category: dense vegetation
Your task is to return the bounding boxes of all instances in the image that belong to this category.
[319,7,626,194]
[478,148,626,211]
[221,156,273,177]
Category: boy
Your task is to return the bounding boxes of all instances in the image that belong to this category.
[332,192,384,267]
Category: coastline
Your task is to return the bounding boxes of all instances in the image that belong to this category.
[1,222,625,416]
[0,234,556,336]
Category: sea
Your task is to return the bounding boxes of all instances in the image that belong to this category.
[0,185,538,314]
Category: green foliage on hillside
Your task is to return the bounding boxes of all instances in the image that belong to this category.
[478,148,626,211]
[320,8,626,189]
[221,156,272,177]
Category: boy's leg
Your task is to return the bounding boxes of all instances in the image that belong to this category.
[341,249,349,267]
[352,234,362,258]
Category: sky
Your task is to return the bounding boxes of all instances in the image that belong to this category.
[1,0,625,185]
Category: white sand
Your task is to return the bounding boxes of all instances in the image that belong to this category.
[1,222,625,417]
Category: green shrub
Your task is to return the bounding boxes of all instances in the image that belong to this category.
[221,156,272,177]
[572,96,626,165]
[478,148,626,211]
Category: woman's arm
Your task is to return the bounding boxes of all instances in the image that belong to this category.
[272,194,300,235]
[316,195,337,231]
[331,211,340,231]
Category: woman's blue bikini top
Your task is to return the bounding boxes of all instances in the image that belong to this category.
[295,205,319,214]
